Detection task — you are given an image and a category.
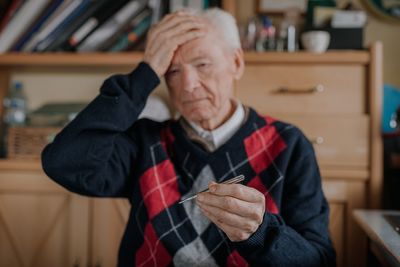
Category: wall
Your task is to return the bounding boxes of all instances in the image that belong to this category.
[236,0,400,87]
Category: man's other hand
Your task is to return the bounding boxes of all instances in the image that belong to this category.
[143,12,206,78]
[196,182,266,242]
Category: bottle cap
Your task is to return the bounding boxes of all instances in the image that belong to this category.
[13,81,23,90]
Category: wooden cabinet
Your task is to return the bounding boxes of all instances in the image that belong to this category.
[91,199,130,267]
[237,64,366,114]
[0,169,89,267]
[0,45,382,267]
[236,44,383,267]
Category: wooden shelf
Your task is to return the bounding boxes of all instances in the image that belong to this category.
[0,52,145,67]
[244,51,370,64]
[0,50,370,67]
[0,159,42,171]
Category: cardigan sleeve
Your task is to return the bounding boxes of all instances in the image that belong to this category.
[41,62,160,197]
[233,136,336,267]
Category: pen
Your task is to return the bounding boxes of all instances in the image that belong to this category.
[178,174,245,204]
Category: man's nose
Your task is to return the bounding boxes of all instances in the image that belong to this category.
[181,68,199,93]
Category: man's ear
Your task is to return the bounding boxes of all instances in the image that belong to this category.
[232,48,245,80]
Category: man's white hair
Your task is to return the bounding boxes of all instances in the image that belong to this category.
[196,8,241,50]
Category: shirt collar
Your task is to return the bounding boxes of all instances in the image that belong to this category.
[186,101,245,150]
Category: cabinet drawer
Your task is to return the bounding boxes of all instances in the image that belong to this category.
[279,115,369,168]
[237,64,365,114]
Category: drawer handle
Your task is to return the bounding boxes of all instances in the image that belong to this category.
[273,84,325,94]
[310,137,324,145]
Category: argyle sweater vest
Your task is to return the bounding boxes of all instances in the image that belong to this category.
[42,62,336,267]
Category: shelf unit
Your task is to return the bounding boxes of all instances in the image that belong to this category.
[0,0,383,260]
[0,50,370,67]
[0,49,380,191]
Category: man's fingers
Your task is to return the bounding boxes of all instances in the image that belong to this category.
[150,28,205,57]
[161,20,206,41]
[196,192,264,221]
[209,183,265,203]
[160,10,188,23]
[198,201,260,231]
[148,20,205,50]
[171,29,206,47]
[199,206,254,242]
[143,12,206,77]
[151,29,204,57]
[148,15,203,44]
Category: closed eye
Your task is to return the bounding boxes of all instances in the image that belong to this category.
[167,69,180,76]
[197,63,210,69]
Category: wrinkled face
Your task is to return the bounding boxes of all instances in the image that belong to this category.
[165,26,243,124]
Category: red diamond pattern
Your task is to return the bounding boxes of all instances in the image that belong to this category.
[247,176,279,214]
[135,223,172,267]
[244,122,286,175]
[226,250,249,267]
[139,159,180,219]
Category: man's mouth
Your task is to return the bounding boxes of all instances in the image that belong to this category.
[183,98,207,104]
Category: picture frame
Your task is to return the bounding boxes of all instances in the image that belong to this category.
[256,0,307,14]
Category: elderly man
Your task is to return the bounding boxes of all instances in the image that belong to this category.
[42,8,336,267]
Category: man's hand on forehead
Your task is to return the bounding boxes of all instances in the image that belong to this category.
[143,11,207,78]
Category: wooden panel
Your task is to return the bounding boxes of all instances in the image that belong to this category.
[0,172,89,267]
[329,203,345,267]
[323,180,348,202]
[0,159,42,171]
[321,169,369,181]
[0,171,66,193]
[237,64,365,114]
[91,198,130,267]
[0,190,89,267]
[323,180,368,267]
[277,115,369,168]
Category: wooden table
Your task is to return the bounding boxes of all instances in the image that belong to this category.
[353,210,400,267]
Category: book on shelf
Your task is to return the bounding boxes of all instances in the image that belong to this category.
[77,0,148,52]
[28,102,88,127]
[43,0,109,51]
[331,10,367,28]
[169,0,222,12]
[0,0,223,53]
[11,0,64,51]
[148,0,162,25]
[0,0,52,53]
[208,0,222,8]
[169,0,204,12]
[98,7,151,51]
[108,9,152,52]
[21,0,84,52]
[33,0,94,52]
[0,0,23,34]
[65,0,130,51]
[0,0,12,21]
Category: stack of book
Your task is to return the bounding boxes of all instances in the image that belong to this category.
[28,102,89,126]
[0,0,221,53]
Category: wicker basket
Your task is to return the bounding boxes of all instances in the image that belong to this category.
[7,127,61,160]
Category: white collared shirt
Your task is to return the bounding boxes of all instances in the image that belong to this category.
[186,102,245,151]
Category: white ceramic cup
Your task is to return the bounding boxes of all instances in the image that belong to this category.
[301,31,331,53]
